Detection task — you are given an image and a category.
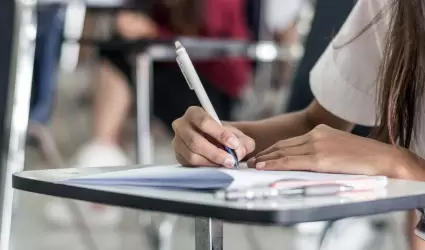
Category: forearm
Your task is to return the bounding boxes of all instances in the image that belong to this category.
[229,100,354,156]
[230,111,314,155]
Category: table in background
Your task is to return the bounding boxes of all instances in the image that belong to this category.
[13,166,425,250]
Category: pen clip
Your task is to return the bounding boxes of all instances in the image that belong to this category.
[176,57,193,90]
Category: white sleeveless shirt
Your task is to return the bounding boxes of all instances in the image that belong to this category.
[309,0,425,158]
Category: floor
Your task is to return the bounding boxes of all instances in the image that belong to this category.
[9,65,407,250]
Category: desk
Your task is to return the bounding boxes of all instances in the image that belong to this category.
[13,166,425,250]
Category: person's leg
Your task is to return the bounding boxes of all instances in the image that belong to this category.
[72,49,133,168]
[45,52,132,227]
[92,60,132,145]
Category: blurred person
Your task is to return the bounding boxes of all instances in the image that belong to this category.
[171,0,425,249]
[267,0,303,85]
[46,0,251,226]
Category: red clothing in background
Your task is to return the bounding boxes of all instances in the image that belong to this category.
[152,0,251,98]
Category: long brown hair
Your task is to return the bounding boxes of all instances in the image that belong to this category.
[375,0,425,148]
[335,0,425,147]
[160,0,203,35]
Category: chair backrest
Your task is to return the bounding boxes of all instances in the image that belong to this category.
[30,5,65,124]
[244,0,262,41]
[286,0,356,113]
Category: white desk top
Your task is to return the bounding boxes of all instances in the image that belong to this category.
[13,166,425,225]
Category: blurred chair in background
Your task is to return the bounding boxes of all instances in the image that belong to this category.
[47,0,252,227]
[235,0,306,120]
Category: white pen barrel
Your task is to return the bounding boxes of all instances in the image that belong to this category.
[176,48,222,125]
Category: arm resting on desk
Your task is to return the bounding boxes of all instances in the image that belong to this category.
[231,100,425,180]
[230,100,354,156]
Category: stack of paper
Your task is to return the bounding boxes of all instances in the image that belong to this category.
[62,164,386,190]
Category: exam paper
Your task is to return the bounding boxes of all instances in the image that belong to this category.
[62,164,382,190]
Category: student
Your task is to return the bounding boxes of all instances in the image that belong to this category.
[46,0,251,227]
[171,0,425,248]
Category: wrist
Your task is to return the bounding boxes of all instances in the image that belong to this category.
[390,148,425,180]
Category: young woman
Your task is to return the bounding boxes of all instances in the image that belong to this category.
[46,0,251,226]
[171,0,425,248]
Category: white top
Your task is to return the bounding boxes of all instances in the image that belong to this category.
[265,0,304,32]
[310,0,425,157]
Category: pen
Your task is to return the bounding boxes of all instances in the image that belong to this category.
[175,40,239,169]
[215,184,352,201]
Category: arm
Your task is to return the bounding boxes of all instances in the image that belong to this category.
[230,100,354,155]
[116,11,174,39]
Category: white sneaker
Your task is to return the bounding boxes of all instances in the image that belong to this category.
[71,142,130,168]
[320,218,374,250]
[295,221,327,235]
[44,142,129,227]
[294,219,373,250]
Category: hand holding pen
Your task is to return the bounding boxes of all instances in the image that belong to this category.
[172,41,255,168]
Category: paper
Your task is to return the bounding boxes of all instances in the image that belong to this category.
[61,164,383,191]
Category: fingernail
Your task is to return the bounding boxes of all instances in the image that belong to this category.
[236,148,246,160]
[227,137,240,148]
[256,162,266,169]
[223,158,235,168]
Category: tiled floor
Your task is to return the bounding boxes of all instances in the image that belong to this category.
[9,67,406,250]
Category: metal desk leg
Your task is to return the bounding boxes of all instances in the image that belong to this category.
[195,218,223,250]
[0,1,36,250]
[135,51,178,250]
[135,52,153,165]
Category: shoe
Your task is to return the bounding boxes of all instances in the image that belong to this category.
[70,141,130,168]
[320,218,374,250]
[44,142,128,227]
[295,221,327,235]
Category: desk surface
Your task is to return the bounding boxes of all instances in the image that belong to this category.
[13,166,425,225]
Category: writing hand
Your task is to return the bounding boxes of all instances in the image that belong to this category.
[172,107,255,168]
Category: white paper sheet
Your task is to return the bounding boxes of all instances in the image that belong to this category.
[62,164,385,190]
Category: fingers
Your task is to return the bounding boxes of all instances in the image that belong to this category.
[188,107,240,149]
[173,106,256,166]
[255,155,315,171]
[255,144,314,163]
[172,135,236,168]
[234,135,256,161]
[255,134,310,158]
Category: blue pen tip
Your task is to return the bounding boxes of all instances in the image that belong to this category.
[223,147,239,169]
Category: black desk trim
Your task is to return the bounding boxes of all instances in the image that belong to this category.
[13,173,425,225]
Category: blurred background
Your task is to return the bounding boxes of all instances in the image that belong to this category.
[4,0,410,249]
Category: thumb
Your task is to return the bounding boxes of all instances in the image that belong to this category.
[234,135,255,161]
